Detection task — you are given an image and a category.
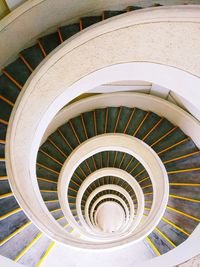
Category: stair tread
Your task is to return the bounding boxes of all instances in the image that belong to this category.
[20,44,44,70]
[39,32,61,55]
[4,58,31,86]
[81,16,102,29]
[103,10,126,19]
[59,23,80,41]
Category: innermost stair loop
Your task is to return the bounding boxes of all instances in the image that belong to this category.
[95,202,125,233]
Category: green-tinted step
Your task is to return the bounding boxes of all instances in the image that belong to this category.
[20,44,45,70]
[103,10,125,19]
[39,32,61,55]
[4,58,31,86]
[81,16,102,29]
[59,23,80,41]
[128,6,142,11]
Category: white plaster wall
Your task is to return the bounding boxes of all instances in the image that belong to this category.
[179,254,200,266]
[41,225,200,267]
[0,256,24,267]
[95,202,125,233]
[169,91,200,120]
[41,240,153,267]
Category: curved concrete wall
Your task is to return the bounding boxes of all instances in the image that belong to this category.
[0,0,133,68]
[0,1,199,68]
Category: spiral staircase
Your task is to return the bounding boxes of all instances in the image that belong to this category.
[0,1,200,267]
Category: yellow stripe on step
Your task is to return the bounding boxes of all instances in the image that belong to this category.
[70,228,75,234]
[144,213,189,237]
[0,221,31,246]
[37,241,55,267]
[155,228,176,248]
[170,183,200,187]
[157,138,189,155]
[167,206,200,222]
[169,194,200,203]
[141,184,152,189]
[168,167,200,174]
[37,163,59,175]
[14,215,68,262]
[15,232,43,262]
[164,151,200,164]
[68,187,78,193]
[135,169,145,178]
[138,176,150,184]
[0,207,21,221]
[57,216,64,221]
[44,199,58,203]
[0,176,8,180]
[146,236,161,256]
[144,192,153,196]
[50,208,61,213]
[40,190,57,193]
[0,95,14,106]
[161,217,189,237]
[37,177,57,184]
[0,192,13,199]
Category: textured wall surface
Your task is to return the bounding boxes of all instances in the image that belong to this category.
[179,254,200,266]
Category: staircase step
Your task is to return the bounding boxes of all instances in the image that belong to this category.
[103,10,126,20]
[38,178,57,191]
[70,115,87,143]
[81,16,102,30]
[39,32,61,55]
[3,58,31,87]
[0,179,11,195]
[37,151,62,173]
[169,185,200,200]
[0,210,29,242]
[20,44,45,70]
[153,128,186,153]
[156,219,188,246]
[127,6,142,11]
[59,23,80,41]
[41,191,58,202]
[148,231,173,254]
[144,118,174,146]
[0,160,6,177]
[0,196,20,217]
[164,208,198,234]
[0,98,13,122]
[167,198,200,220]
[0,74,21,103]
[18,235,52,267]
[168,169,200,184]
